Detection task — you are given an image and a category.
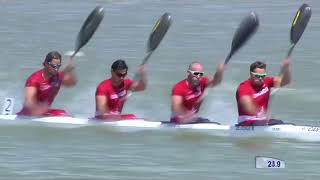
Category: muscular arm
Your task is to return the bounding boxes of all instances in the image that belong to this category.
[62,72,77,87]
[171,95,196,123]
[130,65,147,92]
[96,95,124,120]
[195,64,224,103]
[23,86,48,115]
[95,95,109,115]
[62,57,77,87]
[273,58,291,88]
[207,63,224,88]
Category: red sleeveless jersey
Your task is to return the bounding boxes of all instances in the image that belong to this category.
[172,77,209,112]
[236,76,274,119]
[17,69,65,115]
[95,79,133,114]
[25,69,64,105]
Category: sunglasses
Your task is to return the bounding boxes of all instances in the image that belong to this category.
[114,71,127,78]
[47,62,61,70]
[188,70,204,77]
[251,72,267,79]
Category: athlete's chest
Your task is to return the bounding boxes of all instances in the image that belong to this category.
[184,86,203,100]
[38,78,61,92]
[251,86,270,101]
[109,88,128,100]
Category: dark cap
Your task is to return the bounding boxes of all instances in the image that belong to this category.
[111,59,128,71]
[44,51,62,63]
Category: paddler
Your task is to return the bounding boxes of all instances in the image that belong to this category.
[236,59,291,126]
[17,51,77,116]
[170,61,225,124]
[95,59,147,120]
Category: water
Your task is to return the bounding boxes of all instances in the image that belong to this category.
[0,0,320,179]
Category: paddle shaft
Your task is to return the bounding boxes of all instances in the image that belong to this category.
[141,51,153,66]
[287,44,295,58]
[224,52,232,65]
[71,51,79,59]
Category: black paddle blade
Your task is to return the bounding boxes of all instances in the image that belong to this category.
[74,6,105,55]
[147,13,172,53]
[225,11,259,64]
[290,3,311,45]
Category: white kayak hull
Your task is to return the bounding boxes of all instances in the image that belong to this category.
[0,115,319,141]
[0,115,162,128]
[165,123,320,141]
[229,125,320,141]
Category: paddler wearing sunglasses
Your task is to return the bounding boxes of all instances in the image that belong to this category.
[95,59,146,120]
[170,61,225,124]
[236,59,291,126]
[17,51,77,116]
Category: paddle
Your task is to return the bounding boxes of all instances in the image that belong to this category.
[198,12,259,103]
[141,12,172,65]
[286,3,312,58]
[268,4,311,125]
[70,6,105,58]
[224,11,259,64]
[133,12,172,81]
[270,3,312,96]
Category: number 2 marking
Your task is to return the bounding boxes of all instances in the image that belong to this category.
[2,98,14,115]
[5,99,12,113]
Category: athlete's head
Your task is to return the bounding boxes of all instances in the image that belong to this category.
[43,51,62,75]
[187,61,204,87]
[111,59,128,86]
[249,61,267,87]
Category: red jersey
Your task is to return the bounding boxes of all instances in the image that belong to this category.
[236,76,274,122]
[18,69,65,115]
[95,79,134,114]
[171,77,209,121]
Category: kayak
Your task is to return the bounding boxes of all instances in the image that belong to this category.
[0,114,161,128]
[0,114,319,142]
[166,123,320,141]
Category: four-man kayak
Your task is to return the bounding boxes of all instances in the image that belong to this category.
[0,114,319,142]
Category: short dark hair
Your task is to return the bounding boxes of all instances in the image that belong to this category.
[250,61,266,72]
[111,59,128,71]
[44,51,62,63]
